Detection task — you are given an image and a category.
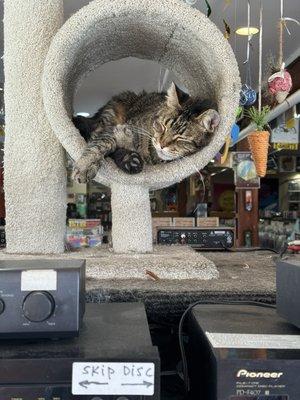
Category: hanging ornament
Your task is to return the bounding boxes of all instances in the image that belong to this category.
[267,0,297,103]
[268,64,292,103]
[239,2,256,106]
[240,84,256,106]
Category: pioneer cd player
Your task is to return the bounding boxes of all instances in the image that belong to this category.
[188,304,300,400]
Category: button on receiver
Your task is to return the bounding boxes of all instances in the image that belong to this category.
[23,291,55,322]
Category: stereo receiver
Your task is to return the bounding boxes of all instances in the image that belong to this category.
[0,259,85,339]
[157,227,235,249]
[188,304,300,400]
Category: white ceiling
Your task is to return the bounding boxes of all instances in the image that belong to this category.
[1,0,300,114]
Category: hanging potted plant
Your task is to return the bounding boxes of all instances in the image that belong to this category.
[245,105,270,177]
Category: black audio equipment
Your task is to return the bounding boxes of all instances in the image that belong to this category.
[0,259,85,339]
[157,226,235,249]
[0,303,160,400]
[277,258,300,329]
[188,304,300,400]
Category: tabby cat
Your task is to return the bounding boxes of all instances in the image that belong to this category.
[72,83,220,183]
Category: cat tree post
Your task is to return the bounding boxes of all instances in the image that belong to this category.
[4,0,65,253]
[111,184,153,253]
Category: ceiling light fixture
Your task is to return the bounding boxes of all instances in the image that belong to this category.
[236,26,259,36]
[76,112,90,117]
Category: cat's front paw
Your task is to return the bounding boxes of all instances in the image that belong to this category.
[72,162,100,183]
[120,152,144,174]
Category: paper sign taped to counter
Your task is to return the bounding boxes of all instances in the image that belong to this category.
[72,362,155,396]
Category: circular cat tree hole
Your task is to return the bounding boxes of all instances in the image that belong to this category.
[43,0,240,190]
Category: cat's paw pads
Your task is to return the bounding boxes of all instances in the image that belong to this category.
[121,152,144,174]
[72,163,99,183]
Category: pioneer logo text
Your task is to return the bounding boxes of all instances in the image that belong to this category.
[237,369,283,379]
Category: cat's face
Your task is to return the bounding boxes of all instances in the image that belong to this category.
[152,83,220,161]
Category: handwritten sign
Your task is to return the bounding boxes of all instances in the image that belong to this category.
[72,362,155,396]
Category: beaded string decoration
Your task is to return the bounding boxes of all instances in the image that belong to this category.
[239,0,256,107]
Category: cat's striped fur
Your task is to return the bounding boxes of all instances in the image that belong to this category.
[72,83,220,183]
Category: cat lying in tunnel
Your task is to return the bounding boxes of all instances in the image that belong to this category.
[72,83,220,183]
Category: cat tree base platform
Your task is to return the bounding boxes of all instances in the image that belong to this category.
[0,247,284,320]
[0,245,218,280]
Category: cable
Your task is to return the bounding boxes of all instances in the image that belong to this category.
[220,242,289,257]
[178,299,276,394]
[223,246,280,254]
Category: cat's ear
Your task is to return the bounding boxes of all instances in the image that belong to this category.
[197,109,221,133]
[166,82,189,109]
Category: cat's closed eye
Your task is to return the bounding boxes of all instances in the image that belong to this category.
[176,137,191,143]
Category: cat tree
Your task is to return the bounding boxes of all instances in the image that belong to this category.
[4,0,240,254]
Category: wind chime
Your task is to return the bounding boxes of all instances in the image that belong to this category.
[267,0,298,103]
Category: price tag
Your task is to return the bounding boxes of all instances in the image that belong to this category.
[72,362,155,396]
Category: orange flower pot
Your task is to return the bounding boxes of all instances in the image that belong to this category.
[247,131,270,177]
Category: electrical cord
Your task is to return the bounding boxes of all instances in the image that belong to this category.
[178,299,276,394]
[221,241,288,257]
[223,246,280,254]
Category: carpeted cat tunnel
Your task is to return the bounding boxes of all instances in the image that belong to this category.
[4,0,240,254]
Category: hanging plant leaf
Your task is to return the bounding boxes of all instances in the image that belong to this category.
[223,19,231,39]
[205,0,212,18]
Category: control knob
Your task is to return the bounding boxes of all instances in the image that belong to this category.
[180,233,187,244]
[23,291,55,322]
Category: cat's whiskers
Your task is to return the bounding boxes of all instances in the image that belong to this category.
[127,124,152,136]
[127,125,153,140]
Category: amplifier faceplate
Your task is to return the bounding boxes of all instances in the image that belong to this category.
[0,260,85,339]
[157,227,235,249]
